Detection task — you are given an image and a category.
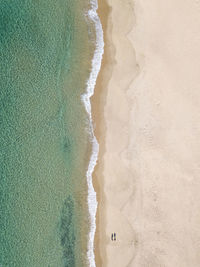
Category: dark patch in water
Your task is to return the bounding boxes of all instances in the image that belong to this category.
[60,196,76,267]
[63,137,71,153]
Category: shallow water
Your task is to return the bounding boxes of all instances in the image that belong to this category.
[0,0,96,266]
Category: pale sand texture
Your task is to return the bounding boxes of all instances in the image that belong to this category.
[94,0,200,266]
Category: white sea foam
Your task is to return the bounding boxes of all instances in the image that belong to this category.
[81,0,104,266]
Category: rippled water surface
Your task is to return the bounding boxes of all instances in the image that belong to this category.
[0,1,96,266]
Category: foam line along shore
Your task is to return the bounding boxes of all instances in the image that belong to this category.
[82,0,104,266]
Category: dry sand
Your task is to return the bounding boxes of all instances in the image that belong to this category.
[93,0,200,266]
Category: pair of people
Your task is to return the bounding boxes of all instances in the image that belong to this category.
[111,233,116,241]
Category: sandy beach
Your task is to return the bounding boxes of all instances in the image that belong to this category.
[93,0,200,266]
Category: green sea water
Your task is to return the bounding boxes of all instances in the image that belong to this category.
[0,1,95,266]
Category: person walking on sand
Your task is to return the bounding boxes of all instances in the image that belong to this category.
[114,233,116,241]
[111,233,113,241]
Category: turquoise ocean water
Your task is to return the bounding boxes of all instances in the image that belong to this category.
[0,1,99,266]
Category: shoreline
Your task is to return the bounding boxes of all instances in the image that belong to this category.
[92,0,112,265]
[92,0,139,266]
[83,0,104,266]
